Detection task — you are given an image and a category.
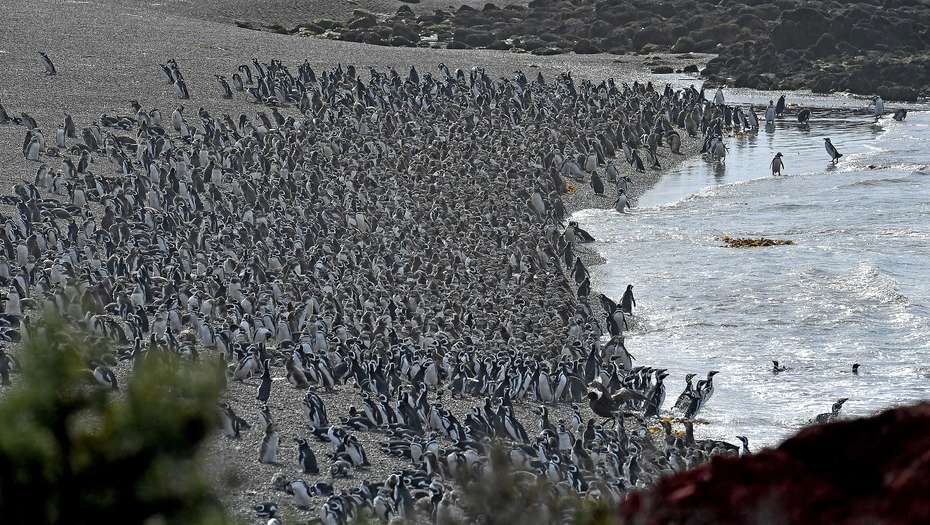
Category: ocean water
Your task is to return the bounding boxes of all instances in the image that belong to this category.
[574,90,930,449]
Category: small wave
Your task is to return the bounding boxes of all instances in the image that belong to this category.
[833,263,910,306]
[837,176,915,189]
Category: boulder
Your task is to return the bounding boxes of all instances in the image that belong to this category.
[770,7,829,50]
[620,403,930,525]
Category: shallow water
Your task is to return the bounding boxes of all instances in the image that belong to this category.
[574,90,930,449]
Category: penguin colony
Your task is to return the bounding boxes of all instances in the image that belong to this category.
[1,57,758,523]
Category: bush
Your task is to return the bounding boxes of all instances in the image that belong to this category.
[0,314,229,525]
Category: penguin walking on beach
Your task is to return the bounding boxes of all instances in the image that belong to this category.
[620,284,636,315]
[824,138,842,164]
[590,171,605,196]
[38,51,56,76]
[770,152,784,176]
[296,437,319,474]
[216,75,233,99]
[775,95,786,116]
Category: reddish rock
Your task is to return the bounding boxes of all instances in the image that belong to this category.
[620,403,930,525]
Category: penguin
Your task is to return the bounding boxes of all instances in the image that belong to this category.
[671,373,696,413]
[92,363,118,390]
[765,100,776,125]
[892,109,907,122]
[772,360,788,374]
[259,418,280,464]
[296,437,319,474]
[824,138,842,164]
[285,480,313,509]
[643,370,668,418]
[220,402,251,438]
[811,398,848,424]
[587,379,645,420]
[852,363,860,375]
[614,190,631,214]
[736,435,751,456]
[254,502,278,518]
[797,109,811,123]
[38,51,56,76]
[713,87,724,105]
[590,171,605,196]
[216,75,233,99]
[257,359,272,403]
[775,95,786,116]
[770,152,784,176]
[620,284,635,315]
[870,96,884,117]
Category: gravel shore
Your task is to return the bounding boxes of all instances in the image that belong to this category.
[0,1,708,522]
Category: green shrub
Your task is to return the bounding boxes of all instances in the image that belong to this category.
[0,314,230,525]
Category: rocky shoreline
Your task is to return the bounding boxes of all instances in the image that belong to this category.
[265,0,930,101]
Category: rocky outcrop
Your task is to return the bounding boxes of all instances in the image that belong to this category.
[619,403,930,525]
[250,0,930,100]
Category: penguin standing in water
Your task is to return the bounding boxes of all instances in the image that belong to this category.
[770,152,784,176]
[765,100,776,125]
[775,95,786,116]
[824,138,843,164]
[614,189,631,213]
[797,109,811,124]
[620,284,636,315]
[893,109,908,122]
[870,96,884,117]
[714,87,725,105]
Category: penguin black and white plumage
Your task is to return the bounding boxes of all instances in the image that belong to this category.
[797,109,811,123]
[92,363,118,390]
[775,95,786,116]
[285,479,313,509]
[259,418,280,464]
[296,437,319,474]
[216,75,233,99]
[824,138,842,164]
[257,358,272,403]
[220,402,251,438]
[590,171,605,196]
[254,502,278,518]
[38,51,56,76]
[770,152,784,176]
[614,190,631,214]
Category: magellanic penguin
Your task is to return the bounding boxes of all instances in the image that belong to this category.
[614,190,631,214]
[38,51,56,76]
[824,138,842,164]
[893,109,908,122]
[770,152,784,176]
[811,398,849,424]
[296,437,319,474]
[797,109,812,123]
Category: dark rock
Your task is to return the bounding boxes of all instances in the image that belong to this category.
[313,18,341,30]
[651,66,674,74]
[396,5,415,17]
[487,39,511,50]
[620,403,930,525]
[348,14,378,30]
[573,39,601,54]
[771,7,829,50]
[683,64,699,73]
[877,85,918,102]
[531,46,564,56]
[671,36,694,53]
